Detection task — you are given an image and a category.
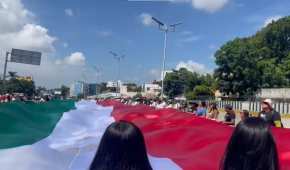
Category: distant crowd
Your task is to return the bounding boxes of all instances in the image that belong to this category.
[117,97,283,128]
[0,93,52,103]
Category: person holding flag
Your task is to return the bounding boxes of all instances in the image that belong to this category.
[259,99,283,128]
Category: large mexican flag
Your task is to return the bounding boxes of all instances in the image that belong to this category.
[1,100,290,170]
[0,100,179,170]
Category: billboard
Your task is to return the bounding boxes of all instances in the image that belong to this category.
[10,49,41,65]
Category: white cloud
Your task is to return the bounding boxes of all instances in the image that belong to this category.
[171,0,229,13]
[180,35,200,43]
[63,42,68,48]
[180,30,193,35]
[0,24,56,52]
[0,0,56,53]
[0,0,96,88]
[263,15,282,27]
[57,52,86,66]
[176,60,210,74]
[96,30,113,37]
[192,0,229,13]
[64,8,74,17]
[179,31,200,43]
[0,0,33,34]
[140,13,153,26]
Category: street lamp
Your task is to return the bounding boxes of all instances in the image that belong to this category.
[109,51,125,93]
[151,17,182,99]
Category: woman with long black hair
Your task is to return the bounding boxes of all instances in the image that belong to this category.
[90,121,153,170]
[220,117,280,170]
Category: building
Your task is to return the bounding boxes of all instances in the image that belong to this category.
[87,83,101,96]
[70,81,88,97]
[143,83,161,97]
[106,81,122,88]
[120,85,138,97]
[106,81,118,88]
[256,88,290,101]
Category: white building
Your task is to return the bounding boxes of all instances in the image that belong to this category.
[106,81,118,88]
[144,83,161,97]
[106,81,122,88]
[256,88,290,100]
[70,81,88,97]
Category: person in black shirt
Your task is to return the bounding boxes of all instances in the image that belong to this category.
[259,99,283,128]
[223,104,236,126]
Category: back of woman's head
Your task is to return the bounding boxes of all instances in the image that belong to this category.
[90,121,152,170]
[220,117,279,170]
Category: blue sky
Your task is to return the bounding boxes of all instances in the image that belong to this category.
[1,0,290,87]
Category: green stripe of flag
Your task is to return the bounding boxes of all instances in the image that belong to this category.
[0,100,75,149]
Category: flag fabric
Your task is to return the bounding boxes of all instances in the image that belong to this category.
[1,100,290,170]
[0,100,75,149]
[0,100,180,170]
[99,100,290,170]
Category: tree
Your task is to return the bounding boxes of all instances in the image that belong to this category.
[215,16,290,97]
[5,79,35,97]
[164,68,217,99]
[60,85,70,98]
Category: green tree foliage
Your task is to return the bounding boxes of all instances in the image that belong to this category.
[164,68,216,99]
[2,79,36,97]
[215,16,290,97]
[60,85,70,98]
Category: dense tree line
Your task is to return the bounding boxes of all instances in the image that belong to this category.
[215,16,290,97]
[164,68,217,99]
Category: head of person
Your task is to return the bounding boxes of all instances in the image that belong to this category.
[90,121,152,170]
[240,110,250,121]
[262,99,273,112]
[201,101,207,108]
[224,105,233,113]
[220,117,279,170]
[211,103,218,110]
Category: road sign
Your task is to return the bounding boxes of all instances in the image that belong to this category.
[10,49,41,65]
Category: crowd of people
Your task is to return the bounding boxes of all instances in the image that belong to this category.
[118,97,283,128]
[88,98,284,169]
[0,94,17,103]
[0,93,52,103]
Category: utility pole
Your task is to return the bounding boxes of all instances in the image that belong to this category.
[151,17,182,99]
[109,51,125,93]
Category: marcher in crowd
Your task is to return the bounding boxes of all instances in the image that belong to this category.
[90,121,152,170]
[207,103,219,120]
[223,105,236,126]
[259,99,283,128]
[191,102,199,115]
[196,101,207,117]
[220,117,280,170]
[240,110,250,121]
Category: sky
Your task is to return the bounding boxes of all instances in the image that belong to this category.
[0,0,289,88]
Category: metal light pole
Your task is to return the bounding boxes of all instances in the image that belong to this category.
[152,17,182,99]
[2,52,10,81]
[109,51,125,93]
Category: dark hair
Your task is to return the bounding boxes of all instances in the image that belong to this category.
[90,121,152,170]
[224,104,233,110]
[220,117,279,170]
[211,103,218,110]
[242,110,250,118]
[201,101,207,107]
